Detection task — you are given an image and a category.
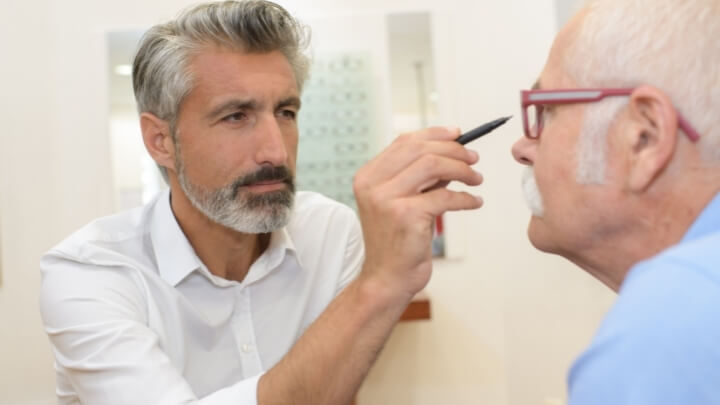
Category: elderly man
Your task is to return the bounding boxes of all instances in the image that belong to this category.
[39,1,482,404]
[513,0,720,402]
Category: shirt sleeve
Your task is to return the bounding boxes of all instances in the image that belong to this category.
[335,208,365,294]
[40,253,262,405]
[568,258,720,405]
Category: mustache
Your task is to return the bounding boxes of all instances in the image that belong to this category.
[231,165,295,196]
[521,166,544,217]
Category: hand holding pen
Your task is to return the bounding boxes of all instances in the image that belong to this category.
[422,115,512,192]
[353,126,484,296]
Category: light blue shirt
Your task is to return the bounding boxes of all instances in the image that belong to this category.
[568,193,720,404]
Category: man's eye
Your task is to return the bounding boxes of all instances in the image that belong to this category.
[223,112,247,122]
[542,105,554,119]
[279,109,297,120]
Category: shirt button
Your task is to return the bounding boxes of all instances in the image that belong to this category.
[242,344,253,353]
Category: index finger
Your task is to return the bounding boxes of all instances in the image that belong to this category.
[397,126,462,142]
[359,136,478,188]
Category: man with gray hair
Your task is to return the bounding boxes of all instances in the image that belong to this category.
[39,1,482,404]
[514,0,720,402]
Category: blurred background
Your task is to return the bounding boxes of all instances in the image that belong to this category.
[0,0,616,404]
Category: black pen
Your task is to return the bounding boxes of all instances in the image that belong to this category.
[455,116,512,145]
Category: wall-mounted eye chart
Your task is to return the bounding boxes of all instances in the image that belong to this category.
[296,52,378,211]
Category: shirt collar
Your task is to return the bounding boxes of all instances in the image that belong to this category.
[243,226,299,285]
[151,190,203,287]
[682,192,720,243]
[151,189,301,287]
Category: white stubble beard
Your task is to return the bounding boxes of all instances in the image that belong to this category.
[522,166,545,217]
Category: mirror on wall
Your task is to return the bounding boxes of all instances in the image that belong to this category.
[386,12,438,133]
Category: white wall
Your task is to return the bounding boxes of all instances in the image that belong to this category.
[0,2,85,404]
[0,1,615,404]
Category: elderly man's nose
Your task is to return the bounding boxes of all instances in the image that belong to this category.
[511,137,536,166]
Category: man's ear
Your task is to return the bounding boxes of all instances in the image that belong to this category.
[623,85,679,192]
[140,112,176,175]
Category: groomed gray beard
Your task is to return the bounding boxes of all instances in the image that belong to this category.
[175,155,295,234]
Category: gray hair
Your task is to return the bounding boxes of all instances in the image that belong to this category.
[132,0,311,181]
[565,0,720,183]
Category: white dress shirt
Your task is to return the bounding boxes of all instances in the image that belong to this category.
[40,190,364,405]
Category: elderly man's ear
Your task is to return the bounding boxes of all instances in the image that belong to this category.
[622,85,680,192]
[140,112,177,175]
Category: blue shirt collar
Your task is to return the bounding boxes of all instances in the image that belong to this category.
[682,192,720,242]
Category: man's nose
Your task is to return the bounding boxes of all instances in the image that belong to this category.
[511,136,536,166]
[255,115,289,167]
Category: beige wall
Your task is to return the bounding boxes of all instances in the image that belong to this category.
[0,1,614,404]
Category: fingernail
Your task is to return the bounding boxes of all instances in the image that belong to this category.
[445,126,461,135]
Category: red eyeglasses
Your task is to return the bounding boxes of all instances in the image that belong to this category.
[520,88,701,142]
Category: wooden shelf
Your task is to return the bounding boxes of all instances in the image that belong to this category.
[399,293,431,322]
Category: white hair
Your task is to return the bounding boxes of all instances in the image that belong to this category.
[566,0,720,183]
[575,98,627,184]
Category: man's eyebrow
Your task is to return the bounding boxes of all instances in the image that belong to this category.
[277,96,302,110]
[206,99,257,120]
[532,80,542,90]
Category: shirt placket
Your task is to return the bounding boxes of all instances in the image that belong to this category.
[232,285,263,377]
